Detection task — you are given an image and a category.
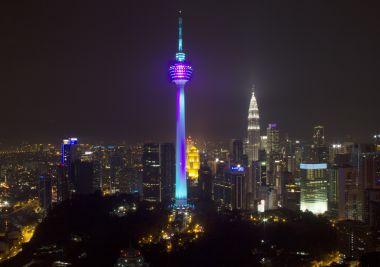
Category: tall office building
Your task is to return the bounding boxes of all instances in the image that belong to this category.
[300,163,328,214]
[142,143,161,202]
[361,151,380,224]
[73,160,95,195]
[312,126,329,163]
[110,153,124,193]
[213,165,246,210]
[266,124,280,155]
[232,139,244,165]
[329,165,362,221]
[57,164,69,202]
[160,143,175,204]
[198,165,212,201]
[57,137,78,202]
[186,145,200,181]
[266,124,281,186]
[313,126,325,146]
[38,175,52,212]
[168,14,193,207]
[246,87,260,164]
[61,137,78,166]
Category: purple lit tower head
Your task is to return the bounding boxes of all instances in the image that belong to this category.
[169,13,193,208]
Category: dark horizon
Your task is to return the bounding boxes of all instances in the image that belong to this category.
[1,0,379,145]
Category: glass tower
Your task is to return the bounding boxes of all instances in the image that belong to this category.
[300,163,328,214]
[247,87,260,163]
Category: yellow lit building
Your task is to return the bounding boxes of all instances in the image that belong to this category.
[187,145,200,181]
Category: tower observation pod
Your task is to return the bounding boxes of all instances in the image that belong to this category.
[169,14,193,208]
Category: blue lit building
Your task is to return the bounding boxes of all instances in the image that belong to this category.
[57,137,78,202]
[61,137,78,166]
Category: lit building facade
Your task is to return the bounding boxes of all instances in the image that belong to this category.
[57,137,78,202]
[186,145,200,181]
[168,14,193,207]
[246,87,260,164]
[300,163,328,214]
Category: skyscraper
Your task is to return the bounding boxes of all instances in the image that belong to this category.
[73,160,95,195]
[313,126,325,146]
[300,163,328,214]
[266,124,280,155]
[142,143,161,202]
[246,87,260,164]
[61,137,78,166]
[266,124,281,186]
[169,13,193,207]
[160,143,175,204]
[232,139,244,165]
[186,145,200,181]
[38,175,52,212]
[57,137,78,202]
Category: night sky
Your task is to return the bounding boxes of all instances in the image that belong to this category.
[1,1,379,144]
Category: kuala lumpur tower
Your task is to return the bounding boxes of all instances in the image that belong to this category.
[168,13,193,207]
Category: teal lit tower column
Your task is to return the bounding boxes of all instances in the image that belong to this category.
[168,14,193,207]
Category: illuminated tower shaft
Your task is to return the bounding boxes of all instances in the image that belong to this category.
[175,83,186,205]
[169,15,193,207]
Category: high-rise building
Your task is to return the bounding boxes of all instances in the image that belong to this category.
[142,143,161,202]
[57,164,69,202]
[168,14,193,207]
[198,165,212,201]
[57,137,78,202]
[38,175,52,212]
[213,165,246,210]
[282,174,301,211]
[312,126,329,163]
[340,166,362,221]
[232,139,244,165]
[186,145,200,181]
[72,160,95,195]
[313,126,325,146]
[361,151,380,225]
[110,153,124,193]
[61,137,78,166]
[246,87,260,164]
[374,134,380,152]
[266,124,280,155]
[300,163,328,214]
[266,124,281,186]
[92,160,102,192]
[361,151,380,189]
[160,143,175,204]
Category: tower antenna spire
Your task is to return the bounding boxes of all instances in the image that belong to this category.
[175,11,186,62]
[178,11,183,52]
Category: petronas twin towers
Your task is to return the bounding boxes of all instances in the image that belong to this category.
[246,86,261,163]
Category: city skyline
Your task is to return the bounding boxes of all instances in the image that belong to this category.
[1,3,380,265]
[1,1,379,144]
